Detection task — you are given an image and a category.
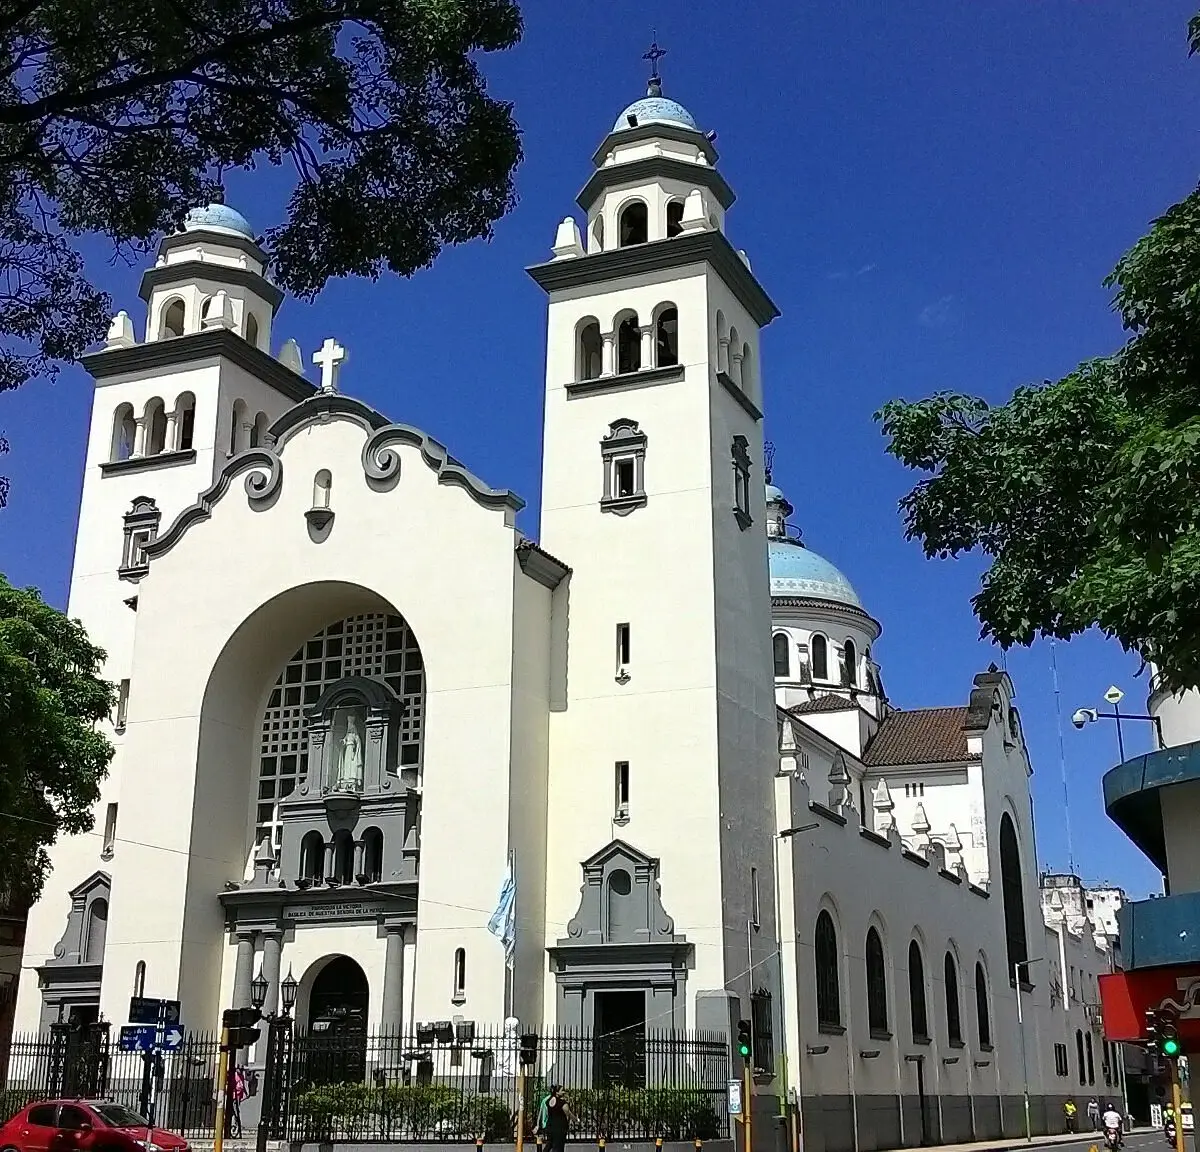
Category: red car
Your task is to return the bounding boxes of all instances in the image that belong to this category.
[0,1100,189,1152]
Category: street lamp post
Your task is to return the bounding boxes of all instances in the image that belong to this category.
[1013,958,1044,1143]
[252,965,298,1152]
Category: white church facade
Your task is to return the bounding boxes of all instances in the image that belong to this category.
[16,75,1121,1150]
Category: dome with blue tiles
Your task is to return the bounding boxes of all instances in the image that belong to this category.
[184,203,255,240]
[765,481,863,608]
[613,78,699,134]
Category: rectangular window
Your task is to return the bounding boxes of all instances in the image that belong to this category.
[750,866,761,929]
[731,436,753,529]
[179,406,196,451]
[750,988,775,1074]
[615,761,630,821]
[616,622,631,668]
[126,528,152,569]
[614,457,636,498]
[115,679,130,730]
[452,947,466,1002]
[102,803,118,858]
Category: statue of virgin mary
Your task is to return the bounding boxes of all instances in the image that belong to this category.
[334,714,364,792]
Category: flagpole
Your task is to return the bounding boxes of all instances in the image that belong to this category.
[506,851,516,1018]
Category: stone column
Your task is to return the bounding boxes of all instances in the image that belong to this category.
[261,930,282,1018]
[639,325,655,369]
[323,840,335,882]
[132,417,147,458]
[164,411,178,452]
[717,336,730,376]
[232,930,257,1009]
[729,347,744,387]
[601,332,615,376]
[353,840,365,883]
[380,925,405,1031]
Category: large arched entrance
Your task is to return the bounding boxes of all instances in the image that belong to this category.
[309,956,370,1029]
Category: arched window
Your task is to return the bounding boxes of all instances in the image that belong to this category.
[299,832,324,882]
[362,827,383,884]
[865,927,889,1036]
[728,325,742,384]
[909,941,929,1041]
[773,633,790,678]
[607,868,634,941]
[160,298,185,339]
[1085,1031,1095,1085]
[111,403,136,461]
[133,960,146,998]
[84,899,108,964]
[618,201,648,247]
[843,639,857,687]
[666,199,685,238]
[453,947,466,1000]
[1076,1029,1086,1085]
[975,962,991,1047]
[655,306,679,367]
[331,829,354,885]
[143,399,167,456]
[250,411,269,449]
[944,952,962,1045]
[617,314,641,374]
[814,910,841,1030]
[811,634,829,681]
[174,393,196,451]
[1000,813,1029,980]
[229,399,247,455]
[715,310,729,374]
[578,319,602,381]
[245,313,260,349]
[740,342,754,394]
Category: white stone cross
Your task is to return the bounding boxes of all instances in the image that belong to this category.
[313,337,347,393]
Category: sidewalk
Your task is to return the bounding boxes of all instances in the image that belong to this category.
[907,1126,1156,1152]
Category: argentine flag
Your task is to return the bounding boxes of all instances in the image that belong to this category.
[488,853,516,969]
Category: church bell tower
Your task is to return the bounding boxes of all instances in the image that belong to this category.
[530,58,783,1030]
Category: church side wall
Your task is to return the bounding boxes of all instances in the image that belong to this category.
[706,269,782,1032]
[506,569,553,1026]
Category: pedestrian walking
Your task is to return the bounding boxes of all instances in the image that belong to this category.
[1064,1099,1078,1133]
[1089,1097,1102,1130]
[537,1084,570,1152]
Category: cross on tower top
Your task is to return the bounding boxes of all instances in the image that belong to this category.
[643,35,666,82]
[313,337,347,393]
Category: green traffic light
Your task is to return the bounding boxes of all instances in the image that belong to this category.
[1163,1038,1181,1057]
[738,1043,750,1057]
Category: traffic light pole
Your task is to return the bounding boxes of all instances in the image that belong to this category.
[213,1022,231,1152]
[515,1066,526,1152]
[743,1060,753,1152]
[1170,1058,1185,1152]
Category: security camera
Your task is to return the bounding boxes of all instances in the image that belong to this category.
[1072,708,1097,729]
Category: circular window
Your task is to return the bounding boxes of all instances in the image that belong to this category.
[609,869,632,896]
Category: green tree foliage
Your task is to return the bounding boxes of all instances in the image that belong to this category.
[0,576,115,902]
[878,168,1200,693]
[0,0,523,502]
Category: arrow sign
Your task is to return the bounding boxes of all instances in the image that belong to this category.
[119,1025,157,1053]
[158,1027,185,1052]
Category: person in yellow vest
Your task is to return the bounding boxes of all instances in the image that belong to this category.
[1064,1099,1078,1132]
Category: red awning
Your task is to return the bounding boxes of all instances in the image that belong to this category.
[1100,965,1200,1041]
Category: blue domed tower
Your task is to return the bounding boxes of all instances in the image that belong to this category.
[766,481,886,725]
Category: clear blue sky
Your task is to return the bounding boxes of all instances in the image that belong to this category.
[1,0,1194,897]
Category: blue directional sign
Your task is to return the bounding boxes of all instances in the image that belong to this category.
[129,996,181,1026]
[158,1026,185,1052]
[119,1025,157,1053]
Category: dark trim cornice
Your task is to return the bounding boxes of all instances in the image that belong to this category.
[577,156,735,213]
[82,328,315,403]
[716,370,763,421]
[159,228,269,267]
[566,363,684,398]
[517,540,571,589]
[528,231,779,328]
[591,123,718,168]
[100,448,196,477]
[770,595,882,634]
[139,261,285,312]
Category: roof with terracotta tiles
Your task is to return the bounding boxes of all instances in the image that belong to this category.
[789,694,859,715]
[862,706,979,767]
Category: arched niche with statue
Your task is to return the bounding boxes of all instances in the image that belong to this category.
[299,676,410,803]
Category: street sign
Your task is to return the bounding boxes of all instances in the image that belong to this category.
[1105,685,1125,705]
[129,997,181,1026]
[727,1077,743,1117]
[158,1026,185,1052]
[119,1025,157,1053]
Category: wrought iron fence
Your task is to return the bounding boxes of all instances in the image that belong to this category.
[1,1027,223,1137]
[279,1025,730,1143]
[3,1023,730,1143]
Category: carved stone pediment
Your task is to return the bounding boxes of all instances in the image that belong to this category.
[559,839,681,947]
